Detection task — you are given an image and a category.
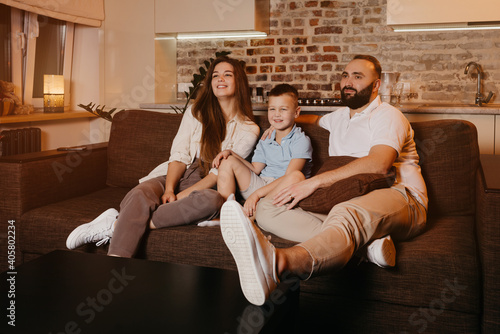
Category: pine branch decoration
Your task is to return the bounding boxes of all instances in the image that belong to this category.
[78,102,124,122]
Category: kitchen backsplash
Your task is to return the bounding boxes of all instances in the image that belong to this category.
[176,0,500,104]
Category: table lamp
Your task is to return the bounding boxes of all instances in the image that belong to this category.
[43,75,64,113]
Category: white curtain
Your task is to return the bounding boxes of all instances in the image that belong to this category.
[0,0,104,27]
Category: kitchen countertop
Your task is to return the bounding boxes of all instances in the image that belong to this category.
[139,102,500,115]
[399,103,500,115]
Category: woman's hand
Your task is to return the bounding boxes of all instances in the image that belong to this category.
[272,178,318,209]
[261,126,275,140]
[161,190,177,204]
[243,193,260,217]
[212,150,232,168]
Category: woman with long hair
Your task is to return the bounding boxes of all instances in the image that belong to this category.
[66,56,260,257]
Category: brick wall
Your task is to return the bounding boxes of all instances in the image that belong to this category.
[176,0,500,104]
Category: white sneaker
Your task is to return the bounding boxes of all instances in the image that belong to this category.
[220,199,279,306]
[366,235,396,268]
[66,208,118,249]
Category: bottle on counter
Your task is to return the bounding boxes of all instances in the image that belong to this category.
[256,87,264,103]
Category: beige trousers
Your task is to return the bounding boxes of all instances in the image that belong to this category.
[255,184,427,277]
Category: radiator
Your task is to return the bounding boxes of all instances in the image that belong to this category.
[0,128,42,156]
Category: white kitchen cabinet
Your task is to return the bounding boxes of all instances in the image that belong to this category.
[404,113,496,155]
[387,0,500,29]
[102,0,156,109]
[154,0,269,34]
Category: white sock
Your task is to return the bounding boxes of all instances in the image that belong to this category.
[197,219,220,227]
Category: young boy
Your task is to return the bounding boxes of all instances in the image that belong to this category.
[212,83,313,217]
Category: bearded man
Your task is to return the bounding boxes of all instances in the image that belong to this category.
[219,55,428,307]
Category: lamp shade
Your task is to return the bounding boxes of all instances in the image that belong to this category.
[43,75,64,113]
[44,75,64,94]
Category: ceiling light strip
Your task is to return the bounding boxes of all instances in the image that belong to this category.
[176,31,267,40]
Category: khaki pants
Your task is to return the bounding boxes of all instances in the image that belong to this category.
[255,184,427,277]
[108,161,224,257]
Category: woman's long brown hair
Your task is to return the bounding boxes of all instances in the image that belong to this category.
[192,56,254,175]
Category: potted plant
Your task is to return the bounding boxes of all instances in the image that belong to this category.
[78,103,123,122]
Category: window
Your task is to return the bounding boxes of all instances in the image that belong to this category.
[33,15,67,97]
[0,4,11,82]
[0,4,74,110]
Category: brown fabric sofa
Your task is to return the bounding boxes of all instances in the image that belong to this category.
[1,109,499,333]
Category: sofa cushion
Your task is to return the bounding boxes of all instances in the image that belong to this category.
[299,214,481,315]
[19,187,130,255]
[299,156,396,213]
[411,119,479,216]
[139,225,238,270]
[107,110,182,188]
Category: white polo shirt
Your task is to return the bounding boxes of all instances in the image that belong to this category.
[319,96,428,208]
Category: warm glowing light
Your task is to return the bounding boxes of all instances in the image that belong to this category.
[43,75,65,113]
[174,31,267,40]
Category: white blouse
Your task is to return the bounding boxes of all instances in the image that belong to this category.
[139,106,260,183]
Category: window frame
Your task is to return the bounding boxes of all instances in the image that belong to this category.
[9,8,74,110]
[10,7,23,102]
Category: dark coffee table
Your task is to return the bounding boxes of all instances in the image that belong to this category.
[1,250,298,334]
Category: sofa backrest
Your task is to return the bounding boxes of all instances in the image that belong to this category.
[107,110,480,217]
[254,116,331,175]
[107,110,182,188]
[256,117,480,216]
[411,119,479,216]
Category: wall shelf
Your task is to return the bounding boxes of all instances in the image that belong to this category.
[0,111,97,125]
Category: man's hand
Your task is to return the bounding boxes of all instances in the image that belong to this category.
[243,193,261,217]
[272,178,319,209]
[161,189,177,204]
[212,150,232,168]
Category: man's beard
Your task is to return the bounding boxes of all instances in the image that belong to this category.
[341,81,375,109]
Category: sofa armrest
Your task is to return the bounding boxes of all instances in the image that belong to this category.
[0,143,109,222]
[476,155,500,333]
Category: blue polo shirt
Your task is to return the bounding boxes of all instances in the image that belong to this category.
[252,125,313,179]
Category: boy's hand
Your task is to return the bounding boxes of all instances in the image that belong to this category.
[243,193,260,217]
[261,126,275,140]
[212,150,232,168]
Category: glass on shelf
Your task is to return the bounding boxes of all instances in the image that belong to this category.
[391,82,412,107]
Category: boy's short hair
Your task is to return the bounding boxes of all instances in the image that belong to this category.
[269,84,299,106]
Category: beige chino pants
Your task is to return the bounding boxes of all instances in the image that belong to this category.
[255,184,427,278]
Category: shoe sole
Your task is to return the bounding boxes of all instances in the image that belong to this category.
[220,201,267,306]
[381,237,396,267]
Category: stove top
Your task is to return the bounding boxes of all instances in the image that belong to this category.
[298,98,344,106]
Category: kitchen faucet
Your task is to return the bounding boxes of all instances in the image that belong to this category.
[464,62,494,106]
